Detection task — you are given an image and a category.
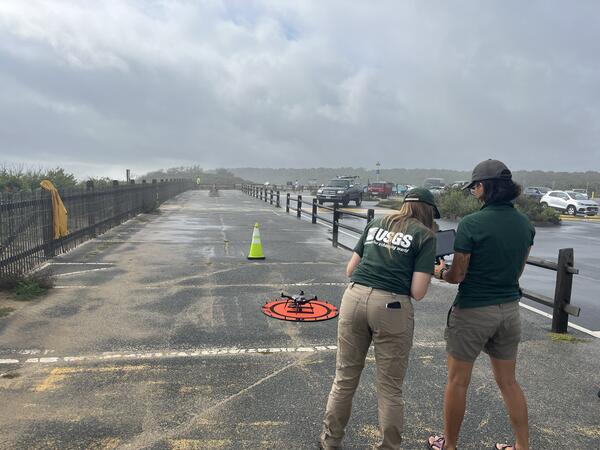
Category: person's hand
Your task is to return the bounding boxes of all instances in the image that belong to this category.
[434,258,446,279]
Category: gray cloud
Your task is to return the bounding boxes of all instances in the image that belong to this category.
[0,0,599,179]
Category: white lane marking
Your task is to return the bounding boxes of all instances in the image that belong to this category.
[0,359,19,364]
[54,282,349,289]
[48,262,115,266]
[0,341,447,365]
[53,267,114,277]
[519,303,600,338]
[54,286,90,289]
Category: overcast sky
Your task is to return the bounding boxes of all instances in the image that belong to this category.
[0,1,599,180]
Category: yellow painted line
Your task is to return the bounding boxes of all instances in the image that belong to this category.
[169,439,232,449]
[34,365,151,392]
[560,215,600,221]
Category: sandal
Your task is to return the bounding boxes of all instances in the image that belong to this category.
[428,435,446,450]
[494,445,516,450]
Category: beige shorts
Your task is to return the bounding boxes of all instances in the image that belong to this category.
[444,301,521,362]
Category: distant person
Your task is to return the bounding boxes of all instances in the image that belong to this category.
[427,159,534,450]
[321,188,439,450]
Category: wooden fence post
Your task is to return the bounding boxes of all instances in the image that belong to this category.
[367,208,375,222]
[332,202,339,247]
[552,248,574,333]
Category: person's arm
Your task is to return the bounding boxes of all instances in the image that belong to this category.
[346,252,361,277]
[519,247,532,278]
[411,272,432,301]
[434,251,470,284]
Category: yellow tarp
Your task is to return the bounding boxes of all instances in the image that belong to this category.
[40,180,68,239]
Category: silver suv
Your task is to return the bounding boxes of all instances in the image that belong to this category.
[540,190,598,216]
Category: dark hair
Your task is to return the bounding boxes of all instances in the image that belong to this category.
[480,179,521,204]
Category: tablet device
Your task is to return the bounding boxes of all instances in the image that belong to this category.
[436,229,456,258]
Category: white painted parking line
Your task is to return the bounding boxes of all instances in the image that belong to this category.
[0,359,19,364]
[53,267,114,277]
[54,282,350,289]
[0,341,446,365]
[519,303,600,338]
[48,262,116,266]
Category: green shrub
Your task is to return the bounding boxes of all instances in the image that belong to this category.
[437,189,480,219]
[377,189,560,224]
[514,196,561,224]
[0,273,54,300]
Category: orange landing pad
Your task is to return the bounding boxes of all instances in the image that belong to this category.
[261,299,338,322]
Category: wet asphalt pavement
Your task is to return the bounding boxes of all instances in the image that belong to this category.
[0,190,598,449]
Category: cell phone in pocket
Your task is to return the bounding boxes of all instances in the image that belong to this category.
[386,301,401,309]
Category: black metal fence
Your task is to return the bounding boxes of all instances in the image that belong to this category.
[0,179,194,278]
[242,184,581,334]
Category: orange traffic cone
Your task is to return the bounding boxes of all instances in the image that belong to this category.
[247,223,265,260]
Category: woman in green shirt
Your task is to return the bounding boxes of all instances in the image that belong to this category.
[428,160,534,450]
[320,188,438,450]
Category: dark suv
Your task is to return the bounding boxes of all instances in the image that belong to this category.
[316,176,363,206]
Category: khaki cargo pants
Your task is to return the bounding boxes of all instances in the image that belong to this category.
[321,283,414,450]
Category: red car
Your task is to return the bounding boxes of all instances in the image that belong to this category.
[367,182,394,199]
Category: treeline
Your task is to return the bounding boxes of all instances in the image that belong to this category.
[0,165,122,193]
[1,164,247,193]
[230,167,600,193]
[141,166,247,185]
[0,166,78,193]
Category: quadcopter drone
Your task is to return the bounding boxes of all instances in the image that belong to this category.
[280,290,318,314]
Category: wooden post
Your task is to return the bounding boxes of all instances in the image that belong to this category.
[367,208,375,223]
[552,248,574,333]
[332,202,339,247]
[276,191,280,208]
[312,198,318,224]
[297,195,302,218]
[286,193,290,213]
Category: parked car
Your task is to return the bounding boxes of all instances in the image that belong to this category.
[524,187,543,200]
[423,178,445,195]
[571,189,589,199]
[450,180,470,189]
[535,186,551,194]
[316,176,363,206]
[367,181,394,199]
[393,184,410,195]
[540,190,599,216]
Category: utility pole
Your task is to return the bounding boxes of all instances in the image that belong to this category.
[376,161,381,183]
[126,169,131,183]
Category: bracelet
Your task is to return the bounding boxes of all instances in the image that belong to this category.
[439,268,447,280]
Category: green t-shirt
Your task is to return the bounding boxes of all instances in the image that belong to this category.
[454,201,535,308]
[351,217,436,295]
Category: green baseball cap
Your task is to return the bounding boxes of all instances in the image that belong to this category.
[463,159,512,190]
[403,187,440,218]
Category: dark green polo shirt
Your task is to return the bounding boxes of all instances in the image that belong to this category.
[454,201,535,308]
[351,217,436,295]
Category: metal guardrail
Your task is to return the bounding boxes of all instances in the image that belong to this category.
[241,183,581,334]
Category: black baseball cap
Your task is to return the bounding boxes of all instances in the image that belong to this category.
[403,187,440,218]
[463,159,512,190]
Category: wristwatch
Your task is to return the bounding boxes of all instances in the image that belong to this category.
[439,268,448,280]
